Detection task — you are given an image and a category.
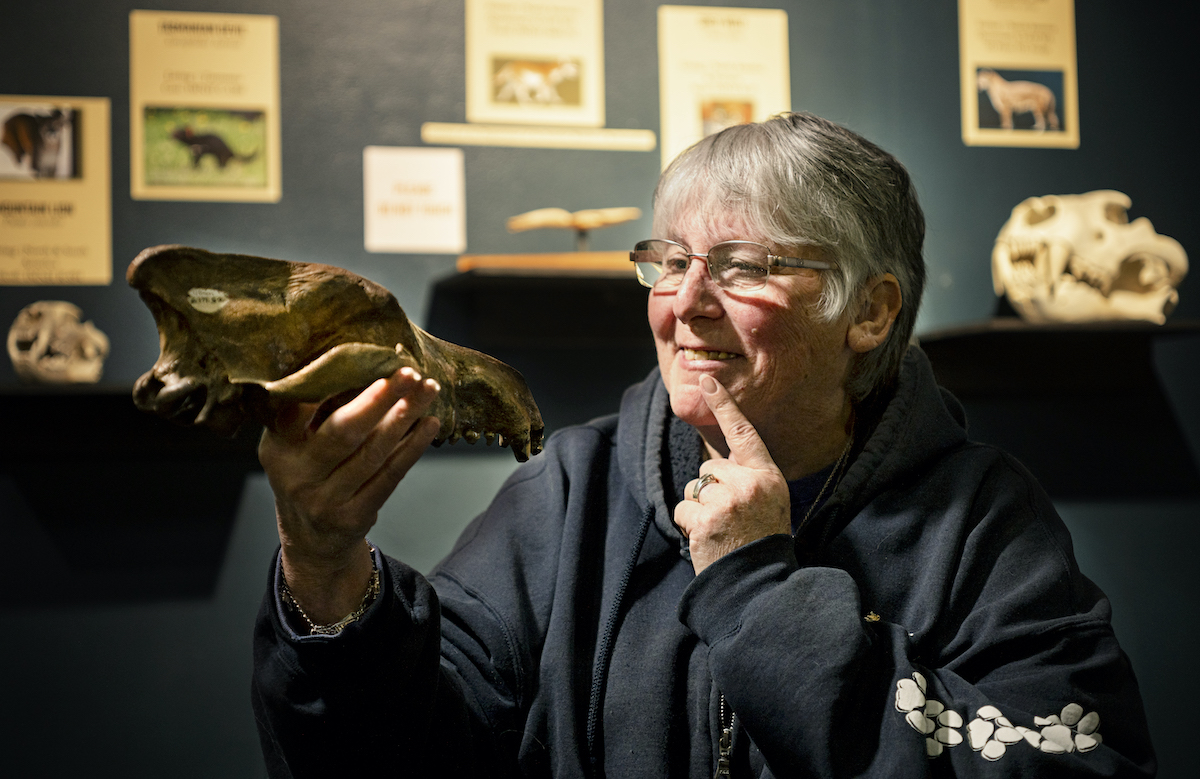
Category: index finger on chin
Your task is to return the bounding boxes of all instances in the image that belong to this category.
[699,374,775,470]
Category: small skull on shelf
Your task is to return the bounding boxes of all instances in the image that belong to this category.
[7,300,110,384]
[991,190,1188,324]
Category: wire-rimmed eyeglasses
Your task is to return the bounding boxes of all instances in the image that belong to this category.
[630,239,836,292]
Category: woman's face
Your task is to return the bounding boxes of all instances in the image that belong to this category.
[648,218,855,450]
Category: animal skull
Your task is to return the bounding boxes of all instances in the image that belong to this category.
[128,245,544,461]
[7,300,110,383]
[992,190,1188,324]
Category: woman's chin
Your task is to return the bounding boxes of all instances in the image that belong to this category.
[668,387,716,429]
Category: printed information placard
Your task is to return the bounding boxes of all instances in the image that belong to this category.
[0,95,111,285]
[658,6,791,168]
[466,0,605,127]
[130,10,281,201]
[364,147,466,254]
[959,0,1079,148]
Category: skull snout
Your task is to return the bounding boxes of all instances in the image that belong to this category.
[134,370,208,422]
[133,368,244,435]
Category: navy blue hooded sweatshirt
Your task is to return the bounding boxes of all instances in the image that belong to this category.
[253,347,1155,777]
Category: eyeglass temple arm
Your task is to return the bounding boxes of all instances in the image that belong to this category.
[769,255,836,271]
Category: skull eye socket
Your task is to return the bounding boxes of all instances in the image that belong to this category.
[1025,203,1057,226]
[1104,203,1129,224]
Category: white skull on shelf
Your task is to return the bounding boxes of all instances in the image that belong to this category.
[991,190,1188,324]
[7,301,110,383]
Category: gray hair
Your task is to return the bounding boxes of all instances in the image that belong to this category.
[652,112,926,403]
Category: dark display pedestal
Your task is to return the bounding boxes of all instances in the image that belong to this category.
[919,318,1200,499]
[427,269,659,436]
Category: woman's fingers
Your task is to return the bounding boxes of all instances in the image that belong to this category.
[352,414,443,514]
[307,368,433,474]
[260,367,443,553]
[675,427,790,574]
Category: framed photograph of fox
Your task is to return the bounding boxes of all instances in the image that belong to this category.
[466,0,605,127]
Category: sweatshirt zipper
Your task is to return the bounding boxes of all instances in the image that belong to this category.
[715,693,736,778]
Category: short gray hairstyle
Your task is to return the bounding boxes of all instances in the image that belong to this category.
[652,112,926,403]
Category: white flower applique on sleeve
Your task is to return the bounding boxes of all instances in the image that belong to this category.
[893,672,1102,761]
[894,672,965,758]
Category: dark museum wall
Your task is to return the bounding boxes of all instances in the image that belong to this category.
[2,1,1197,776]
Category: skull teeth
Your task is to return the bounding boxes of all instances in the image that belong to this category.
[433,427,544,462]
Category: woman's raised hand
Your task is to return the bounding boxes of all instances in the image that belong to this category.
[675,375,791,575]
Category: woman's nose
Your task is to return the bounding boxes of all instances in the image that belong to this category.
[672,257,722,320]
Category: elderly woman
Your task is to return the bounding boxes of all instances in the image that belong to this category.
[252,113,1153,777]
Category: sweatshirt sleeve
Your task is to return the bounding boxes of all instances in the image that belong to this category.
[250,546,527,779]
[248,427,599,779]
[678,499,1156,777]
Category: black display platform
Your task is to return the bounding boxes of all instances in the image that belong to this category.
[427,269,659,435]
[919,318,1200,499]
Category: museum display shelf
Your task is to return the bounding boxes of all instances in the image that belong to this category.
[918,318,1200,498]
[428,260,658,435]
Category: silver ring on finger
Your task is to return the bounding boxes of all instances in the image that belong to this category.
[691,472,718,501]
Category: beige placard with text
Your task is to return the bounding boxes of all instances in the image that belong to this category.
[959,0,1079,148]
[0,95,112,285]
[130,10,281,201]
[466,0,605,127]
[364,147,466,254]
[658,6,791,169]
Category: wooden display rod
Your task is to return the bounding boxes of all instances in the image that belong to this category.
[456,251,632,275]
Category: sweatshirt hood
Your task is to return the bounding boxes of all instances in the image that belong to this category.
[616,368,698,559]
[808,346,969,548]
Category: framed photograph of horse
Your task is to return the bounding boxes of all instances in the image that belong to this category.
[958,0,1080,148]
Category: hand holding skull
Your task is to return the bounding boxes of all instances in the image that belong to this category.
[128,245,547,622]
[127,245,544,460]
[260,367,442,623]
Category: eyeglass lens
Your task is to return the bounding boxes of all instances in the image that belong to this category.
[633,240,771,290]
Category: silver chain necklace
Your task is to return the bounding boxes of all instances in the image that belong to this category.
[795,429,855,539]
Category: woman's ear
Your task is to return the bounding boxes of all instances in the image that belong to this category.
[848,273,902,353]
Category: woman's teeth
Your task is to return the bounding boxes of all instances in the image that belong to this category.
[684,348,736,361]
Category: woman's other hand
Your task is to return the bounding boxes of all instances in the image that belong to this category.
[675,375,791,575]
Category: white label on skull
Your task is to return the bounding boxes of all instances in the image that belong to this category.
[188,288,229,314]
